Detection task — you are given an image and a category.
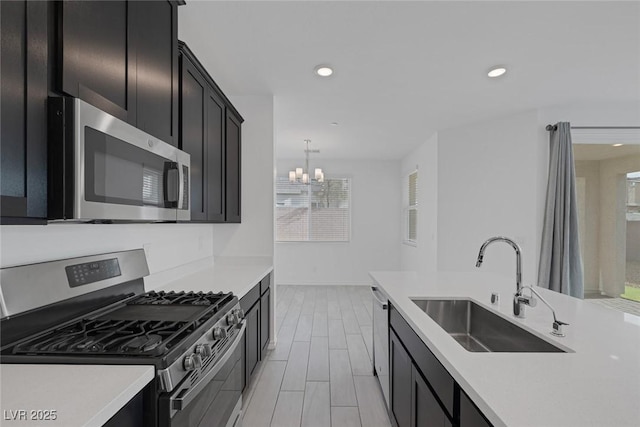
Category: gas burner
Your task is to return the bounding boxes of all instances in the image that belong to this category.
[130,291,227,307]
[12,319,187,357]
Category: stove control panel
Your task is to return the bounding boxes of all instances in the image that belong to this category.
[65,258,121,288]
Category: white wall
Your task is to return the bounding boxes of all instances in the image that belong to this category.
[275,159,401,285]
[400,133,438,277]
[0,95,275,290]
[436,110,547,285]
[211,95,275,257]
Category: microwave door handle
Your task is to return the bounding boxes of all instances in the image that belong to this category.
[177,163,184,210]
[163,162,179,207]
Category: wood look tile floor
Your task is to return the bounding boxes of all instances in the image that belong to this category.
[241,285,391,427]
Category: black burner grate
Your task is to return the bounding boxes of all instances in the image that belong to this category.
[12,318,198,357]
[129,291,229,307]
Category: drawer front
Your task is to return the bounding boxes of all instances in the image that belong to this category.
[240,282,260,313]
[390,303,454,417]
[260,272,271,295]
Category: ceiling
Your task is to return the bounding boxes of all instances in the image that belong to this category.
[179,1,640,160]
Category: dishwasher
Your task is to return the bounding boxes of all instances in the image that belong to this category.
[371,285,389,408]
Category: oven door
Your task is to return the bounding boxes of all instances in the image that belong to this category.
[162,323,245,427]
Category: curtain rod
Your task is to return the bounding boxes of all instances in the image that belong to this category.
[545,125,640,131]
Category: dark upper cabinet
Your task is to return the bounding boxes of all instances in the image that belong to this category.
[131,0,178,146]
[390,329,412,427]
[57,0,178,146]
[58,1,135,124]
[1,0,48,223]
[206,90,226,221]
[225,110,242,223]
[178,42,243,223]
[179,54,207,220]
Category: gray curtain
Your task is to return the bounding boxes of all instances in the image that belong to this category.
[538,122,584,298]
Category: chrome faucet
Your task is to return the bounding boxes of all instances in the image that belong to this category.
[518,286,569,337]
[475,236,522,292]
[475,236,527,317]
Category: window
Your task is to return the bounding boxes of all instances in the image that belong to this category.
[276,177,351,242]
[405,171,418,243]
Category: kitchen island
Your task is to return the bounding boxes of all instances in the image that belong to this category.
[370,270,640,427]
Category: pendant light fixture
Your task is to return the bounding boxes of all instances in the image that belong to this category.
[289,139,324,184]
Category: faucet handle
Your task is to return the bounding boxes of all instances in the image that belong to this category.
[552,320,569,337]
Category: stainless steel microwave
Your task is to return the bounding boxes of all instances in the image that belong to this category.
[48,97,190,222]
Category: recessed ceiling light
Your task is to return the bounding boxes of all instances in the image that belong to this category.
[330,122,339,126]
[487,67,507,78]
[315,65,333,77]
[613,143,624,147]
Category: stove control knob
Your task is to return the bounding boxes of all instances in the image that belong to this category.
[226,313,238,326]
[234,308,245,320]
[183,354,197,371]
[213,327,228,340]
[192,354,203,369]
[195,343,212,358]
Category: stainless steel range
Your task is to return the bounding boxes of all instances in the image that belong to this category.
[0,250,244,427]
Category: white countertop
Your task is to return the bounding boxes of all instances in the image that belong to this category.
[0,364,153,427]
[370,270,640,427]
[150,256,273,297]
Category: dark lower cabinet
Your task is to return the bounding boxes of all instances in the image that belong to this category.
[179,42,243,223]
[260,286,270,358]
[0,0,48,223]
[412,366,451,427]
[389,303,493,427]
[244,300,260,383]
[240,272,272,390]
[460,390,492,427]
[390,329,412,427]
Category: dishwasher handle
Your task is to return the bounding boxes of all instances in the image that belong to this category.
[370,286,388,309]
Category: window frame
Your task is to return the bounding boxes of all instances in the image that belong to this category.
[275,175,352,243]
[404,169,418,246]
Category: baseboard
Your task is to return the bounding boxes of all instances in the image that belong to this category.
[275,281,373,286]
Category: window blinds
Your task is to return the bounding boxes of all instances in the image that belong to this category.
[276,177,350,242]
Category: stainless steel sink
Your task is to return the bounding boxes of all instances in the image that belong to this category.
[411,298,565,353]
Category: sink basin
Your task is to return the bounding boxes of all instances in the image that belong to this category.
[411,298,565,353]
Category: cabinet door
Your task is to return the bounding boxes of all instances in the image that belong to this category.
[245,302,260,384]
[1,0,48,222]
[260,287,270,358]
[412,366,451,427]
[179,54,207,221]
[225,110,242,223]
[460,390,492,427]
[206,90,225,222]
[58,0,135,123]
[390,329,412,427]
[131,0,178,146]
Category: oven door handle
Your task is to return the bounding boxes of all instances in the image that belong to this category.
[171,322,246,413]
[371,286,388,309]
